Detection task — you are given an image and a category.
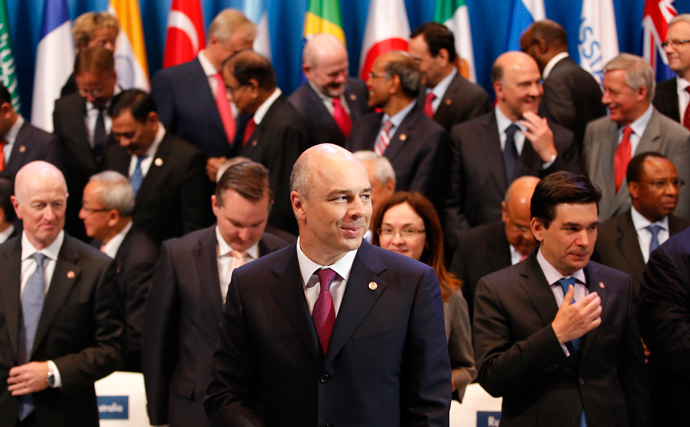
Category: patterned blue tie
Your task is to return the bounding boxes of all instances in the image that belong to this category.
[646,224,662,254]
[130,155,147,197]
[557,277,582,353]
[18,253,48,421]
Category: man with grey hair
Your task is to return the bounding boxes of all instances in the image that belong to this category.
[78,170,158,372]
[151,9,256,174]
[346,51,450,211]
[353,150,396,241]
[289,33,370,146]
[583,53,690,221]
[653,14,690,128]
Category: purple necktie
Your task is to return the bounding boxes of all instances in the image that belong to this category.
[313,268,336,354]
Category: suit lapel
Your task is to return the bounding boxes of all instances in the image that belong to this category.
[5,123,29,172]
[617,214,646,280]
[580,263,608,359]
[517,256,560,326]
[193,227,223,322]
[384,106,419,162]
[480,113,509,193]
[71,98,98,171]
[0,239,22,358]
[136,133,170,204]
[190,59,226,137]
[433,73,461,125]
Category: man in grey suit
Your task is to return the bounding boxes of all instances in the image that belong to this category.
[583,53,690,222]
[142,161,288,427]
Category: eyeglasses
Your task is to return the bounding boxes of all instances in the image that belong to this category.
[368,71,389,80]
[378,227,425,239]
[78,87,105,97]
[639,178,685,190]
[662,39,690,49]
[80,206,110,214]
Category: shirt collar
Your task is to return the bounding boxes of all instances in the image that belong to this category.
[624,104,653,137]
[215,226,260,260]
[254,88,283,125]
[542,52,569,79]
[296,236,358,288]
[4,115,23,146]
[382,100,417,129]
[677,76,690,92]
[144,122,166,158]
[198,50,219,76]
[495,105,526,133]
[21,230,64,262]
[102,220,133,259]
[429,67,457,98]
[536,248,587,286]
[630,205,668,233]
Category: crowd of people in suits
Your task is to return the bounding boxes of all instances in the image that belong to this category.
[0,6,689,427]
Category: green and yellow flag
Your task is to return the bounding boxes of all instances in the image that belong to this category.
[303,0,345,45]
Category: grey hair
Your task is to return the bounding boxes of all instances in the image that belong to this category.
[669,13,690,27]
[208,9,256,43]
[603,53,655,102]
[88,171,135,216]
[290,153,311,199]
[353,150,396,185]
[383,51,421,98]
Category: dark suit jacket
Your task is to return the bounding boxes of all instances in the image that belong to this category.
[444,111,581,251]
[640,227,690,425]
[345,103,451,210]
[103,131,214,247]
[288,77,370,146]
[539,56,606,149]
[652,77,680,122]
[450,220,512,321]
[473,254,651,427]
[0,234,125,426]
[204,240,452,426]
[418,72,492,133]
[593,210,690,292]
[234,94,312,235]
[151,58,232,158]
[3,120,62,176]
[142,226,288,427]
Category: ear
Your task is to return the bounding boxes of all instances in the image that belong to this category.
[10,195,22,219]
[106,209,120,227]
[248,79,260,98]
[146,111,158,126]
[384,178,395,194]
[530,217,545,243]
[628,181,639,200]
[211,194,219,216]
[291,191,306,221]
[437,48,450,65]
[536,38,548,54]
[636,85,649,102]
[493,80,503,100]
[501,201,509,223]
[302,63,312,80]
[388,74,401,95]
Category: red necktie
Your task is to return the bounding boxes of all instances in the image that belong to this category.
[614,126,633,193]
[243,118,256,147]
[0,140,6,171]
[374,120,394,155]
[332,97,352,138]
[423,92,436,118]
[213,73,236,144]
[313,268,336,354]
[683,87,690,130]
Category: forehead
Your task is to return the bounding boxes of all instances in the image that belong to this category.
[310,155,370,195]
[21,179,67,202]
[503,59,540,83]
[668,20,690,36]
[641,157,677,177]
[76,70,111,85]
[409,35,430,54]
[372,55,390,71]
[551,202,598,223]
[603,69,628,88]
[92,27,117,40]
[383,202,423,224]
[112,111,143,128]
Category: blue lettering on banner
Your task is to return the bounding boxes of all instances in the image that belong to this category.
[98,395,129,420]
[477,411,501,427]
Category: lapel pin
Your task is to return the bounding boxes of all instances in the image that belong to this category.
[350,94,357,101]
[599,282,605,289]
[154,158,163,167]
[252,140,258,146]
[67,271,75,279]
[399,133,407,141]
[445,99,452,105]
[368,282,377,290]
[19,145,26,153]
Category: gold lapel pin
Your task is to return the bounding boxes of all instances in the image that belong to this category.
[67,271,75,279]
[445,99,452,105]
[599,282,605,289]
[368,282,377,291]
[252,140,258,146]
[399,133,407,141]
[154,158,163,167]
[350,94,357,101]
[18,145,26,153]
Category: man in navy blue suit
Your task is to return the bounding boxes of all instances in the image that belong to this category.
[205,144,451,426]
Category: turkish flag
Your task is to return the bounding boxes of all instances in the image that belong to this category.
[359,0,411,81]
[162,0,206,68]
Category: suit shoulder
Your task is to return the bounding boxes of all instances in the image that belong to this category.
[458,221,505,246]
[64,235,114,266]
[162,226,212,251]
[454,75,490,98]
[152,59,198,81]
[585,115,613,132]
[477,262,523,290]
[452,111,492,133]
[54,93,83,111]
[588,260,634,284]
[260,232,290,253]
[655,78,676,93]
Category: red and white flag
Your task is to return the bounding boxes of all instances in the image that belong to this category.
[162,0,206,68]
[359,0,410,81]
[642,0,677,82]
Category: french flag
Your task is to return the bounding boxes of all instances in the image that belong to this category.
[359,0,410,81]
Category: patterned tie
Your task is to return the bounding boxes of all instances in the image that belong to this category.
[313,268,337,354]
[18,253,48,421]
[646,224,662,253]
[683,87,690,130]
[614,126,633,193]
[130,155,147,197]
[557,277,582,353]
[243,118,256,147]
[0,139,6,171]
[374,120,394,155]
[93,107,107,163]
[332,97,352,138]
[423,92,436,118]
[504,123,520,185]
[213,72,236,144]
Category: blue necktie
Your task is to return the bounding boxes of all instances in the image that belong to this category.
[646,224,662,254]
[18,253,48,421]
[130,155,147,197]
[503,123,520,185]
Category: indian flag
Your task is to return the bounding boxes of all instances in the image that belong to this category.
[109,0,149,91]
[303,0,345,44]
[435,0,477,83]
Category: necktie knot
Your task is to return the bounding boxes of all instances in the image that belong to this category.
[317,268,337,292]
[646,224,663,253]
[423,92,436,118]
[557,277,577,298]
[622,126,633,139]
[332,97,352,138]
[32,252,48,268]
[382,120,393,133]
[136,154,147,165]
[505,123,520,139]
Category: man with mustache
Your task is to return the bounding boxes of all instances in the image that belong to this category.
[473,171,651,427]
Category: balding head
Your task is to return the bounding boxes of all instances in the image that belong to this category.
[12,162,68,250]
[492,51,543,121]
[303,34,349,97]
[502,176,540,256]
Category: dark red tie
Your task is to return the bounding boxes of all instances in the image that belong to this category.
[313,268,336,354]
[332,98,352,138]
[214,73,236,144]
[423,92,436,118]
[683,87,690,130]
[0,139,6,171]
[243,118,256,147]
[614,126,633,193]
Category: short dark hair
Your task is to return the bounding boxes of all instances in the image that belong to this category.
[627,151,668,183]
[410,22,457,62]
[74,46,115,76]
[224,50,277,91]
[216,161,274,207]
[0,175,15,224]
[108,89,157,122]
[528,20,567,47]
[531,172,601,228]
[0,83,11,105]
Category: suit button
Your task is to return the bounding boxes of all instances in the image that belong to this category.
[579,378,585,385]
[320,374,330,383]
[571,416,578,424]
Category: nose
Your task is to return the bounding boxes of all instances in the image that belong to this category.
[349,196,366,219]
[601,90,610,106]
[335,71,347,84]
[666,180,680,196]
[390,230,405,245]
[78,206,86,220]
[104,41,115,52]
[575,229,591,247]
[43,205,56,221]
[237,227,251,241]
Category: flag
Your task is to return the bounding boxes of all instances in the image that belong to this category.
[245,0,271,59]
[162,0,205,68]
[505,0,545,51]
[435,0,476,83]
[303,0,345,44]
[0,0,20,113]
[642,0,678,82]
[109,0,149,91]
[359,0,410,81]
[578,0,620,85]
[31,0,73,132]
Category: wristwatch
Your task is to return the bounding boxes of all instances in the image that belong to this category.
[46,367,55,388]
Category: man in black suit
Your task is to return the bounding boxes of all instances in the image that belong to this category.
[345,51,450,211]
[53,46,118,241]
[289,33,370,146]
[653,14,690,127]
[450,176,539,321]
[1,161,124,426]
[224,50,312,235]
[593,152,690,290]
[0,176,17,243]
[444,51,580,253]
[151,9,256,180]
[205,144,451,426]
[409,22,492,133]
[474,171,651,426]
[640,227,690,425]
[78,171,158,372]
[520,20,606,149]
[104,89,213,247]
[143,161,288,427]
